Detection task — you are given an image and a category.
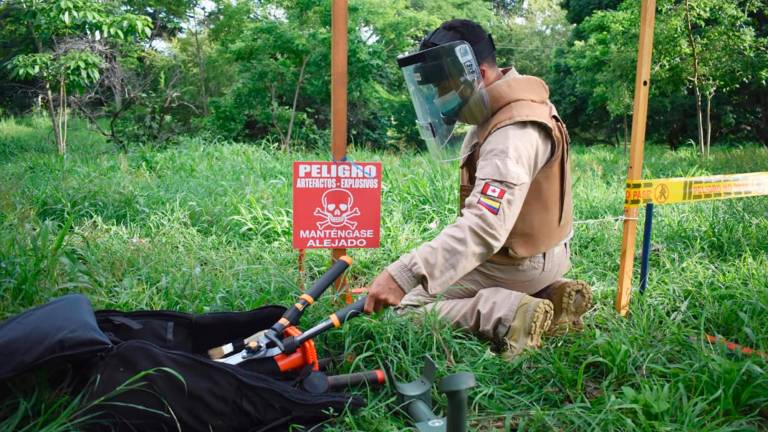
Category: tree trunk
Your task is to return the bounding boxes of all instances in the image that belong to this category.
[684,0,705,156]
[192,12,209,116]
[43,82,64,154]
[268,84,287,146]
[623,113,629,155]
[284,55,309,151]
[694,87,704,156]
[29,21,66,154]
[758,88,768,148]
[59,79,68,154]
[705,92,712,157]
[111,54,123,112]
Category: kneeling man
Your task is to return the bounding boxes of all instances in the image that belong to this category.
[364,19,592,359]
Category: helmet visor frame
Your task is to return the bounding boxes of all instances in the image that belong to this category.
[398,41,489,161]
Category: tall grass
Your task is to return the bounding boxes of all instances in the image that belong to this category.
[1,116,767,430]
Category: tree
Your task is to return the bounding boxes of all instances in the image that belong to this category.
[683,0,705,155]
[204,0,323,147]
[561,0,622,25]
[685,0,759,155]
[553,0,766,150]
[6,0,151,154]
[123,0,195,39]
[551,4,638,145]
[653,0,762,155]
[188,1,210,116]
[203,0,498,149]
[493,0,572,79]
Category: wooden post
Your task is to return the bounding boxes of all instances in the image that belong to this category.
[331,0,351,302]
[616,0,657,316]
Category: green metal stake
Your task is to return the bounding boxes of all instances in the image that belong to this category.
[438,372,476,432]
[386,357,476,432]
[386,356,444,431]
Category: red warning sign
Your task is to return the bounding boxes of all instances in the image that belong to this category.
[292,161,382,249]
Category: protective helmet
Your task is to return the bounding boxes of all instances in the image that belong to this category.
[397,25,495,161]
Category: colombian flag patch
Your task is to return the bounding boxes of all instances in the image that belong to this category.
[478,196,501,215]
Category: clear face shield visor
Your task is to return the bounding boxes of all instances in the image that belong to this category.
[398,41,490,162]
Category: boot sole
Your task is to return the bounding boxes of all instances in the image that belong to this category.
[548,280,593,335]
[559,280,592,324]
[528,300,554,349]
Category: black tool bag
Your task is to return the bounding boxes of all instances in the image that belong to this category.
[0,294,363,431]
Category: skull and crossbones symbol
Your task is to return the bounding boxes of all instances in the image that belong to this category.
[314,188,361,229]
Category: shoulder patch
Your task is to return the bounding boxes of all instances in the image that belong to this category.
[478,196,501,215]
[481,182,506,199]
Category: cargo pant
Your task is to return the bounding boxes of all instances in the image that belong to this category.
[396,242,571,342]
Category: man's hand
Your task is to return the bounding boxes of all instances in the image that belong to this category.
[364,270,406,314]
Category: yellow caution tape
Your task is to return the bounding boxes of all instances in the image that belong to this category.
[624,172,768,207]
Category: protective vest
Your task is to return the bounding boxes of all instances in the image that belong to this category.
[460,73,573,259]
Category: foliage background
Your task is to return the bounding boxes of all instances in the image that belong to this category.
[2,0,767,151]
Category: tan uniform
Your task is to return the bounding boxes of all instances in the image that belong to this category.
[387,69,572,342]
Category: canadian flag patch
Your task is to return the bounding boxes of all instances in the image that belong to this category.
[481,182,506,199]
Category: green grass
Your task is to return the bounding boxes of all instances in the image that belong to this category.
[1,115,767,431]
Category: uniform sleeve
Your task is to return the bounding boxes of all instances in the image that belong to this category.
[386,123,554,296]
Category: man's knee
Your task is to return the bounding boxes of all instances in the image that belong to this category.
[473,287,520,306]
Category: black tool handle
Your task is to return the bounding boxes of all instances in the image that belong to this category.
[302,370,386,394]
[283,296,368,354]
[306,256,353,302]
[333,296,367,324]
[272,256,352,333]
[327,370,386,389]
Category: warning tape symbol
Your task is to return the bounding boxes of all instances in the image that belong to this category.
[654,183,669,203]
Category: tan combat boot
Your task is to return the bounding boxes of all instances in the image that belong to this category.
[501,296,554,360]
[535,279,592,334]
